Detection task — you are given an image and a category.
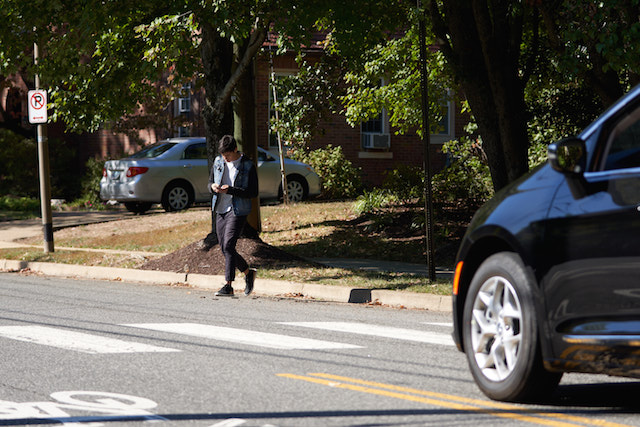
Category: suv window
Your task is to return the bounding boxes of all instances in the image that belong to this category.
[603,108,640,170]
[183,143,207,159]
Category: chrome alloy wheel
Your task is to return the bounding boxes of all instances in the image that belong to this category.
[470,275,523,382]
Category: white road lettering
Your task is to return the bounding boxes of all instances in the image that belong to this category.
[0,391,164,424]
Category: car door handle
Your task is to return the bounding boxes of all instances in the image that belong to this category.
[183,164,193,169]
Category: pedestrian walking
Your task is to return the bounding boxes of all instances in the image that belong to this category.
[209,135,258,296]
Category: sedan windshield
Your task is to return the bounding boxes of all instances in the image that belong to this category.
[129,142,177,159]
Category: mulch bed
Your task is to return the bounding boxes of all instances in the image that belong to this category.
[140,238,312,275]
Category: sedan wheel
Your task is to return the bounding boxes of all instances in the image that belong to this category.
[161,182,193,212]
[462,252,561,402]
[285,177,307,203]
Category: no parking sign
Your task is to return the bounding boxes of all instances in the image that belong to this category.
[28,89,47,124]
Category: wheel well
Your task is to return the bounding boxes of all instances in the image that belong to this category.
[454,237,514,349]
[163,179,194,199]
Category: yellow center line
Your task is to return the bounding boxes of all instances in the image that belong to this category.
[309,373,632,427]
[277,373,635,427]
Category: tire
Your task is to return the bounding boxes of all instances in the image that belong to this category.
[462,252,562,402]
[161,182,193,212]
[283,176,308,203]
[124,202,152,214]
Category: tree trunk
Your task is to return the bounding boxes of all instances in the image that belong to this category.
[200,21,234,168]
[233,41,261,238]
[199,21,234,249]
[430,0,530,191]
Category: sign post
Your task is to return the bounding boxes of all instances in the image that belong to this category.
[32,41,54,253]
[418,0,435,280]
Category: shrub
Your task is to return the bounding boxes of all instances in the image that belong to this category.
[0,195,40,211]
[528,141,548,169]
[0,130,38,197]
[74,157,106,209]
[432,137,494,203]
[382,164,424,202]
[0,129,79,200]
[352,188,398,215]
[295,145,363,199]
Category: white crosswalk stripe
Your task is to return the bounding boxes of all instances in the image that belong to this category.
[124,323,363,350]
[0,325,180,354]
[280,321,455,346]
[422,322,454,328]
[0,321,453,354]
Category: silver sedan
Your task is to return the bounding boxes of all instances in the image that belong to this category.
[99,137,321,213]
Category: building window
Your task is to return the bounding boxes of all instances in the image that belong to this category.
[178,83,191,113]
[178,126,190,137]
[360,78,390,151]
[361,109,390,150]
[430,95,454,144]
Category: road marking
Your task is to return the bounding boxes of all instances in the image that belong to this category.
[279,373,634,427]
[422,322,453,327]
[280,322,454,346]
[208,419,246,427]
[124,323,362,350]
[0,325,179,354]
[0,391,166,423]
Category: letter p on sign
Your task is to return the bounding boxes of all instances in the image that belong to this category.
[28,90,47,124]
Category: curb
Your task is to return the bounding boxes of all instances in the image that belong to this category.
[0,259,452,312]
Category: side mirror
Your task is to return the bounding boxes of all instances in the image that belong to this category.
[548,137,587,175]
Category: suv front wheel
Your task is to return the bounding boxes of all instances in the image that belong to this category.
[462,252,562,402]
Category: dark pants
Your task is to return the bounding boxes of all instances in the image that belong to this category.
[216,211,248,282]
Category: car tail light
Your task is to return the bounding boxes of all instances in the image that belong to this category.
[102,167,107,177]
[126,167,149,178]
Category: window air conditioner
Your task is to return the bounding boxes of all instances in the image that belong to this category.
[362,133,390,149]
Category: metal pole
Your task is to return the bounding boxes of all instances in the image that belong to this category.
[418,0,435,280]
[269,49,288,204]
[34,39,54,253]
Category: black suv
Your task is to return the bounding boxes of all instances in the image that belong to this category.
[452,85,640,402]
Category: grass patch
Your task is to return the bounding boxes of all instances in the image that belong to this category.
[259,265,451,295]
[0,248,158,269]
[260,201,427,264]
[2,200,462,294]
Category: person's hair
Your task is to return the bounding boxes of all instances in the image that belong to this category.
[218,135,237,154]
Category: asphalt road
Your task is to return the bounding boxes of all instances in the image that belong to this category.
[0,272,638,427]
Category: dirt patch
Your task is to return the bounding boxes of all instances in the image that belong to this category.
[140,237,315,275]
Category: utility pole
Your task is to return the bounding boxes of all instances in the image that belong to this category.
[269,49,288,204]
[418,0,435,280]
[32,39,54,253]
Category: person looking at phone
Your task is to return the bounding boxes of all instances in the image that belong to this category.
[208,135,258,296]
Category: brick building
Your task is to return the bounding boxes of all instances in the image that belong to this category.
[2,42,466,191]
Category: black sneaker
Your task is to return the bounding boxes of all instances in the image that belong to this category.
[244,268,257,296]
[215,284,234,296]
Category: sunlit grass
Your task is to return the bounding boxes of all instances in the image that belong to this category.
[0,247,160,269]
[2,201,452,293]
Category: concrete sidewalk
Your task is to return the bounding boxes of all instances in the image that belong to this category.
[0,210,452,311]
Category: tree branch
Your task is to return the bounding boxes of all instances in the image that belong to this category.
[214,23,268,114]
